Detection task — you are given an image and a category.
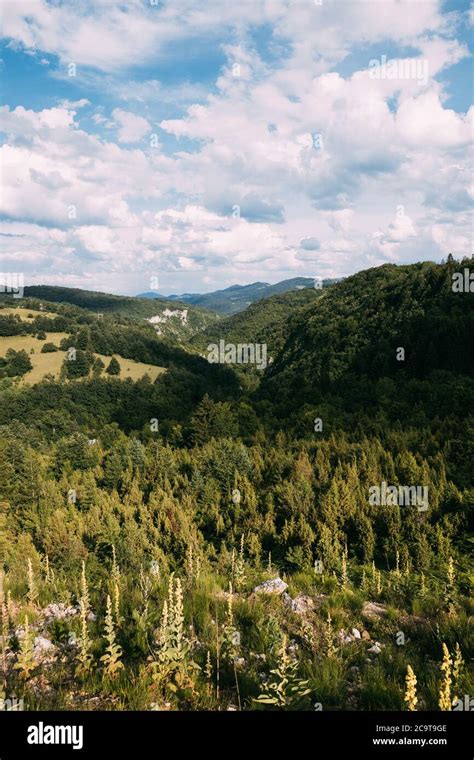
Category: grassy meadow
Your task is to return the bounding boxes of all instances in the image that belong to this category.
[0,334,166,384]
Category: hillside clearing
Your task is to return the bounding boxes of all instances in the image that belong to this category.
[0,306,58,321]
[0,334,166,384]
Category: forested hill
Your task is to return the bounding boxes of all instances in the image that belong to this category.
[21,285,217,340]
[1,258,473,712]
[190,287,325,356]
[258,259,474,431]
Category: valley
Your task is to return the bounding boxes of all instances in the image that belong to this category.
[0,259,472,713]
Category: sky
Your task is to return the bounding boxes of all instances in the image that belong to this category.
[0,0,472,296]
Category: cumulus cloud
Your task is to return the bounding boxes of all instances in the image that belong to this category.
[111,109,150,143]
[0,0,472,293]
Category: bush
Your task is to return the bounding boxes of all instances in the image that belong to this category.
[106,356,121,376]
[41,342,59,353]
[5,348,32,376]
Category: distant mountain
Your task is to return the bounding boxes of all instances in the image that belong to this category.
[137,276,340,315]
[21,286,218,341]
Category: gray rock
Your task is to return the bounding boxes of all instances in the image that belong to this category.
[253,577,288,595]
[367,642,382,654]
[283,594,314,615]
[362,601,387,619]
[43,603,78,620]
[34,636,55,652]
[351,627,361,639]
[33,637,56,662]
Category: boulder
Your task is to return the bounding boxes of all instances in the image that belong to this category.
[253,577,288,595]
[283,594,314,615]
[33,636,57,663]
[362,601,387,619]
[34,636,55,653]
[43,603,78,620]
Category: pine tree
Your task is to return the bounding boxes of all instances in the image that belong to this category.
[106,357,121,376]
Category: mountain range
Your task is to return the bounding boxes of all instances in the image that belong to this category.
[137,276,340,315]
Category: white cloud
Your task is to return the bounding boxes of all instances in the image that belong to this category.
[111,108,150,143]
[0,0,472,293]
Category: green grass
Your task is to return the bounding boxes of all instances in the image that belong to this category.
[0,334,166,384]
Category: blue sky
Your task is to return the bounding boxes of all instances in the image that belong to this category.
[0,0,472,295]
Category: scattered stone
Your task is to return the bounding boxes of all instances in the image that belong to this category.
[283,594,315,615]
[399,613,426,627]
[367,642,382,655]
[252,577,288,596]
[43,603,78,621]
[33,636,57,664]
[362,601,387,619]
[68,632,78,647]
[361,630,371,640]
[344,635,353,644]
[33,636,55,653]
[351,628,361,639]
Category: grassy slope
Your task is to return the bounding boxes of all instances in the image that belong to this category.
[0,334,166,384]
[1,306,58,320]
